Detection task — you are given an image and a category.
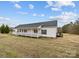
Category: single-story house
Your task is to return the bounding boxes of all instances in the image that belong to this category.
[12,20,57,38]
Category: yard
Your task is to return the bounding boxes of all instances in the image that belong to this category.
[0,34,79,58]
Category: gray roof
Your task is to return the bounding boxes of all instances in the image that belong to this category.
[15,20,57,28]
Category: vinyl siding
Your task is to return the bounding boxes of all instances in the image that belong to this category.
[12,26,57,38]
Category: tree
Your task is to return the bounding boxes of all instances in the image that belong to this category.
[62,18,79,35]
[75,18,79,25]
[0,24,10,33]
[71,24,79,34]
[62,24,70,33]
[0,24,5,33]
[5,25,10,33]
[67,22,74,34]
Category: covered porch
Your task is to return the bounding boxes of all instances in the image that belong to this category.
[13,28,41,37]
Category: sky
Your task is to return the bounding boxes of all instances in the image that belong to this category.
[0,1,79,27]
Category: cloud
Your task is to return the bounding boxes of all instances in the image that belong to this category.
[14,4,21,9]
[5,18,10,20]
[54,1,75,8]
[10,1,21,9]
[58,12,77,21]
[50,12,78,23]
[33,13,37,16]
[17,11,28,15]
[49,12,78,27]
[40,14,45,17]
[45,1,54,8]
[51,7,61,11]
[32,13,45,17]
[49,16,54,19]
[0,16,17,27]
[45,1,75,11]
[0,17,10,21]
[46,1,75,8]
[28,4,34,9]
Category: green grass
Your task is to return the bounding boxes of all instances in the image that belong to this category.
[0,34,79,57]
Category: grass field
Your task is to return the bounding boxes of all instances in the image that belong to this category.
[0,34,79,58]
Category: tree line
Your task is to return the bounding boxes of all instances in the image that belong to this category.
[0,24,10,33]
[62,19,79,35]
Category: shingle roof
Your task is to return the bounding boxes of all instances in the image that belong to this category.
[15,20,57,28]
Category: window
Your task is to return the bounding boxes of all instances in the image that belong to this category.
[20,29,21,32]
[34,29,38,33]
[17,29,20,32]
[17,30,19,32]
[24,29,27,32]
[41,30,47,34]
[22,29,24,32]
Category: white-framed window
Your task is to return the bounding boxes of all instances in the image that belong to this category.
[20,29,21,32]
[17,29,20,32]
[34,29,38,33]
[41,30,47,34]
[22,29,24,32]
[24,29,27,32]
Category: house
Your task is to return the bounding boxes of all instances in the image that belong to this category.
[12,20,57,38]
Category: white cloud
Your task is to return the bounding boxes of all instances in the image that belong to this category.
[49,16,54,19]
[45,1,54,8]
[10,1,21,9]
[49,12,78,27]
[54,1,75,8]
[46,1,75,8]
[17,11,28,15]
[5,18,10,20]
[51,7,61,11]
[58,12,77,21]
[0,17,10,20]
[45,1,75,11]
[28,4,34,9]
[46,1,53,6]
[50,12,78,23]
[33,13,45,17]
[33,13,37,16]
[0,17,4,19]
[14,3,21,9]
[40,14,45,17]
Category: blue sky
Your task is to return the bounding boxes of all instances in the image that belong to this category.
[0,1,79,27]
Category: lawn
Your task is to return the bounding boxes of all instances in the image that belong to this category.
[0,34,79,58]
